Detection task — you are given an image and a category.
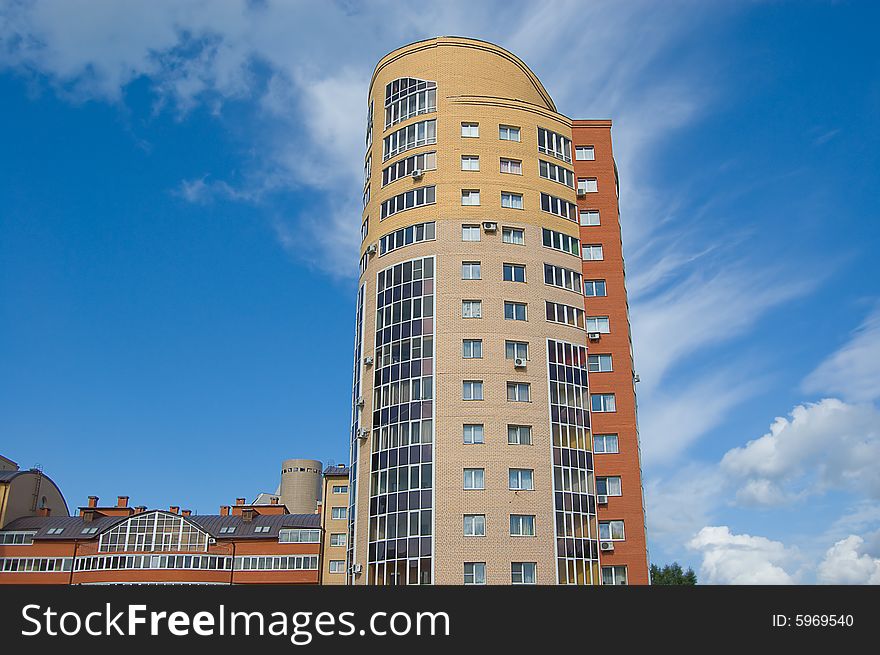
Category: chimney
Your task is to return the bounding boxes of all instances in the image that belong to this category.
[169,506,180,515]
[37,507,51,518]
[235,498,246,506]
[181,509,192,517]
[134,506,147,514]
[88,496,99,508]
[220,506,230,517]
[270,497,279,505]
[117,496,129,508]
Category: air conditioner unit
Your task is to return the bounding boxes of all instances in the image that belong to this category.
[357,428,369,441]
[351,563,363,574]
[633,373,641,383]
[366,243,377,255]
[577,189,587,197]
[411,169,423,180]
[363,356,374,366]
[588,332,601,341]
[356,397,365,408]
[482,221,497,232]
[514,357,527,368]
[597,494,608,505]
[600,541,615,552]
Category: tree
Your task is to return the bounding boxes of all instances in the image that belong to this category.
[650,562,697,585]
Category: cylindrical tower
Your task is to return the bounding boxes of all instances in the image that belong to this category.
[349,37,599,585]
[279,458,322,515]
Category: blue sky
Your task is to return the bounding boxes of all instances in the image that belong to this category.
[1,1,878,583]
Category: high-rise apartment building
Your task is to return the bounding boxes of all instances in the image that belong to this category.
[349,37,648,585]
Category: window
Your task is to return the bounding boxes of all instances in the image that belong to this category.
[588,354,613,372]
[537,127,571,163]
[254,526,271,534]
[218,526,236,534]
[463,514,486,536]
[599,520,625,541]
[508,425,532,445]
[582,244,604,261]
[80,527,99,535]
[462,224,481,241]
[46,528,65,535]
[580,209,600,226]
[333,485,349,494]
[500,158,522,174]
[539,159,575,188]
[501,192,523,209]
[586,316,610,333]
[575,145,595,161]
[0,528,35,546]
[597,476,622,496]
[461,155,480,171]
[509,468,534,490]
[591,394,617,412]
[507,382,530,402]
[361,217,369,243]
[510,515,536,536]
[503,263,526,282]
[378,221,436,256]
[584,279,607,297]
[499,125,520,141]
[578,178,598,194]
[363,184,370,208]
[463,424,484,444]
[461,189,481,206]
[464,562,486,584]
[98,512,208,553]
[462,339,483,359]
[462,261,481,279]
[602,565,628,585]
[464,468,485,490]
[505,340,528,360]
[504,301,527,321]
[330,533,346,547]
[461,122,479,137]
[462,300,482,318]
[382,119,437,160]
[512,562,536,584]
[542,228,580,257]
[540,192,578,221]
[544,263,582,293]
[279,529,321,543]
[380,185,436,219]
[502,227,524,244]
[331,507,347,520]
[593,434,619,453]
[329,560,346,574]
[546,301,585,329]
[384,77,437,128]
[463,380,483,400]
[382,151,437,186]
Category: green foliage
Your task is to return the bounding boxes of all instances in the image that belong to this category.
[650,562,698,585]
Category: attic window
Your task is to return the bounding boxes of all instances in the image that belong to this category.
[254,526,271,534]
[81,527,99,534]
[218,526,236,534]
[46,528,65,535]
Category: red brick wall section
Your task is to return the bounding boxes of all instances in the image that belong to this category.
[572,120,650,585]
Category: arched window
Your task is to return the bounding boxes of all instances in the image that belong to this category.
[98,511,209,553]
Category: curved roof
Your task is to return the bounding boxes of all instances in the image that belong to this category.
[0,468,70,516]
[369,35,557,113]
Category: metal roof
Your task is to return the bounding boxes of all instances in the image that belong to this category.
[1,511,321,541]
[323,465,350,476]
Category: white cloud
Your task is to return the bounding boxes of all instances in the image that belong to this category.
[803,306,880,403]
[721,399,880,506]
[817,536,880,585]
[688,526,799,584]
